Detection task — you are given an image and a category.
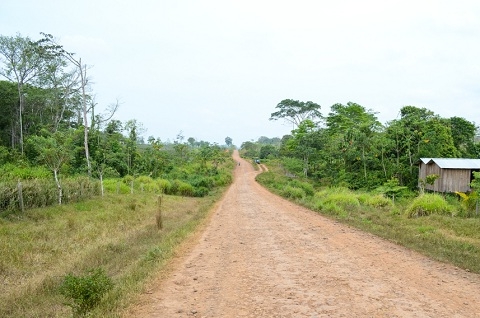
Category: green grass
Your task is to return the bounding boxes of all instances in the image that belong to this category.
[0,188,225,317]
[256,162,480,274]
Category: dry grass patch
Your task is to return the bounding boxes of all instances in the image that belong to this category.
[0,190,223,317]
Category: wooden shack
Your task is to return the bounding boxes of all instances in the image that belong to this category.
[418,158,480,193]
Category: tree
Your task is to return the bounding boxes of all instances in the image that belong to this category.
[0,80,18,147]
[259,144,278,159]
[270,99,322,129]
[27,130,73,204]
[225,136,232,147]
[385,106,459,188]
[240,141,260,158]
[35,33,95,176]
[449,116,477,157]
[0,34,48,154]
[325,102,382,187]
[124,119,143,175]
[187,137,196,147]
[286,119,317,177]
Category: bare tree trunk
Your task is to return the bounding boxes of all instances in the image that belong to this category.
[17,84,24,155]
[79,60,92,177]
[53,169,62,205]
[100,172,104,197]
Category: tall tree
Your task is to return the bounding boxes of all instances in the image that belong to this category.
[35,33,94,176]
[449,116,477,157]
[225,136,232,147]
[0,34,47,154]
[326,102,382,187]
[0,80,18,147]
[270,99,322,129]
[27,130,73,204]
[286,119,318,177]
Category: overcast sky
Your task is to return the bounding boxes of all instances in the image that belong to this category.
[2,0,479,145]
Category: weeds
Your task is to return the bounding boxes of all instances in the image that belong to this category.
[59,268,113,317]
[0,189,224,317]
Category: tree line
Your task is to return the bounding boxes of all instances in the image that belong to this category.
[242,99,479,190]
[0,33,232,211]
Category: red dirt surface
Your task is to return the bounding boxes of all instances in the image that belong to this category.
[126,150,480,317]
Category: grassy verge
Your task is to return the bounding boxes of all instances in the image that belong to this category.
[0,187,226,317]
[256,160,480,274]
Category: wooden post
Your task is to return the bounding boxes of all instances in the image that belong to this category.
[156,195,163,230]
[17,181,24,213]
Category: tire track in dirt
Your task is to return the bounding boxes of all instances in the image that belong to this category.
[126,150,480,317]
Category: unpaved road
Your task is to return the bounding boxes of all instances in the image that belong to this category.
[127,151,480,317]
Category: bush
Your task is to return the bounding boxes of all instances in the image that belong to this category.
[405,194,455,218]
[282,185,306,199]
[188,176,215,189]
[315,187,360,210]
[156,179,172,194]
[135,176,159,193]
[289,180,314,196]
[170,180,194,196]
[212,173,232,187]
[177,182,194,197]
[59,268,113,317]
[0,163,51,181]
[358,193,393,209]
[103,179,130,194]
[193,186,209,197]
[62,177,100,203]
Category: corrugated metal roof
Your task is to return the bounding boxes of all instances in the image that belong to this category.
[420,158,480,169]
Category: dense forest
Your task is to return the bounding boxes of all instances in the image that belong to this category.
[0,33,233,214]
[241,99,480,190]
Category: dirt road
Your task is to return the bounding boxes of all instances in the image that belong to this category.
[127,151,480,317]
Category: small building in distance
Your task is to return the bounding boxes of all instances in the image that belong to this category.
[418,158,480,193]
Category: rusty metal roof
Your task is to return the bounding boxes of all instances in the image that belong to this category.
[420,158,480,169]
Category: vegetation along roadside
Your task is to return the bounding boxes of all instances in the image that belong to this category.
[255,159,480,275]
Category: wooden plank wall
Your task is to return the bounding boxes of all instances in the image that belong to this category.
[419,162,471,193]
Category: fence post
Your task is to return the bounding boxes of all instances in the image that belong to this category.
[156,195,163,230]
[17,180,24,213]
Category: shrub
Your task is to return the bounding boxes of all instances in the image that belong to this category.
[156,179,172,194]
[62,177,100,203]
[170,180,194,196]
[455,191,479,217]
[177,181,194,197]
[405,193,455,218]
[0,163,51,180]
[135,176,159,193]
[59,268,113,317]
[322,201,344,216]
[315,187,360,210]
[122,175,134,185]
[358,193,393,209]
[193,186,209,197]
[103,179,130,194]
[289,180,314,196]
[282,186,306,199]
[212,173,232,187]
[188,176,214,189]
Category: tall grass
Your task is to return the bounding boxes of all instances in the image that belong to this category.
[0,187,225,317]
